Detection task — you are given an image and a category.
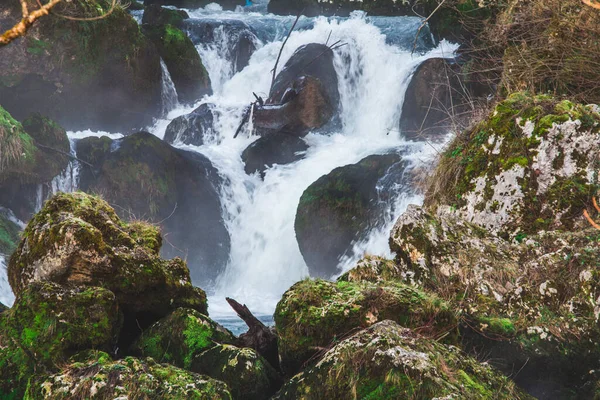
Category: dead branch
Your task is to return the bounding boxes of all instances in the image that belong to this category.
[584,209,600,230]
[270,10,302,93]
[583,0,600,10]
[0,0,63,46]
[412,0,447,55]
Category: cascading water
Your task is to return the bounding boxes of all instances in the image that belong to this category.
[0,254,11,307]
[0,7,457,327]
[160,58,180,116]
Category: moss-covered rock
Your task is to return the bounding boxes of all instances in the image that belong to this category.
[22,112,71,179]
[192,344,280,400]
[274,320,532,400]
[131,308,236,370]
[0,282,121,398]
[0,0,161,132]
[426,93,600,237]
[295,154,402,278]
[24,350,233,399]
[8,192,207,334]
[0,105,38,183]
[142,4,189,28]
[0,302,6,313]
[143,24,211,105]
[76,132,230,284]
[337,255,402,284]
[0,210,20,256]
[390,204,600,396]
[274,278,456,376]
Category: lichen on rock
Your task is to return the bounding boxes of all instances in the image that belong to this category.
[24,350,233,399]
[273,320,532,400]
[274,278,456,376]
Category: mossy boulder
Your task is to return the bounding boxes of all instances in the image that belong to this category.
[0,210,20,255]
[426,93,600,238]
[0,107,70,220]
[142,4,189,28]
[192,344,280,400]
[274,320,531,400]
[274,278,456,376]
[390,204,600,396]
[0,282,121,398]
[0,0,161,132]
[130,308,236,370]
[8,192,207,334]
[295,154,402,277]
[24,350,233,399]
[337,255,402,284]
[76,132,230,285]
[143,24,211,105]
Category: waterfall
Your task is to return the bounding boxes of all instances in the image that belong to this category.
[160,58,179,117]
[0,255,13,307]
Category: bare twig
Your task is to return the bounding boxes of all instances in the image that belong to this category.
[412,0,447,55]
[584,209,600,230]
[0,0,63,46]
[583,0,600,10]
[270,10,302,93]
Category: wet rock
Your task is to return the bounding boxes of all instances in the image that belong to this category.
[142,4,189,28]
[24,350,233,399]
[8,192,208,333]
[192,344,280,400]
[185,19,258,73]
[425,93,600,237]
[0,282,121,398]
[252,43,340,137]
[164,103,216,146]
[241,132,308,176]
[143,24,212,105]
[0,2,161,132]
[273,320,532,400]
[76,132,230,285]
[144,0,243,11]
[295,154,402,277]
[130,308,237,370]
[274,278,456,376]
[400,58,467,142]
[389,204,600,397]
[0,302,6,313]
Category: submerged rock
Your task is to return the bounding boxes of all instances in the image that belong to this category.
[142,4,189,28]
[241,132,308,176]
[143,24,212,105]
[25,350,233,399]
[131,308,237,370]
[8,192,207,331]
[0,1,161,132]
[274,278,456,376]
[164,103,216,146]
[76,132,230,285]
[274,320,532,399]
[0,282,121,398]
[192,344,280,400]
[295,154,402,277]
[425,93,600,237]
[185,19,258,73]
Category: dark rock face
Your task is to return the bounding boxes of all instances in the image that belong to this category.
[144,0,244,11]
[400,58,466,141]
[251,43,340,137]
[185,19,258,73]
[0,3,162,132]
[76,132,230,285]
[142,4,189,28]
[295,154,402,278]
[164,103,216,146]
[143,24,212,105]
[241,133,308,176]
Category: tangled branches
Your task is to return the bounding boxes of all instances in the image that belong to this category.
[584,197,600,230]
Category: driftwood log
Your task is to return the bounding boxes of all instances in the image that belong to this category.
[226,297,280,371]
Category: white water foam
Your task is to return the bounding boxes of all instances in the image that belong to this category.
[0,254,14,307]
